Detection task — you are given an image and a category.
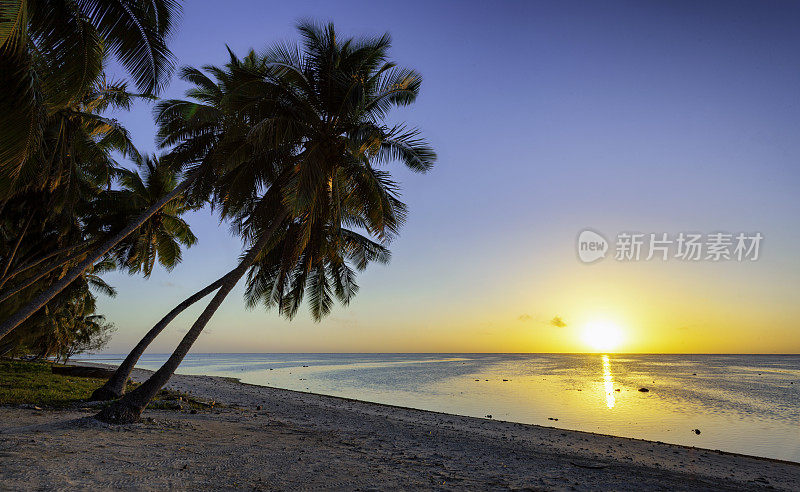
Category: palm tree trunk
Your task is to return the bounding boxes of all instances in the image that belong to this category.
[0,242,86,291]
[0,174,196,342]
[95,215,284,424]
[0,339,17,357]
[0,247,91,304]
[0,212,33,280]
[89,270,234,401]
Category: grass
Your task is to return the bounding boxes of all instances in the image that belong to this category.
[0,360,105,408]
[0,359,211,411]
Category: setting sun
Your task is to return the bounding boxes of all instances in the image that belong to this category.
[581,321,624,352]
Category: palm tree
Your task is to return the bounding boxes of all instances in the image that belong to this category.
[85,153,226,402]
[2,257,117,359]
[103,154,199,277]
[0,172,198,341]
[0,75,141,298]
[0,152,202,400]
[0,1,187,340]
[96,22,435,423]
[0,150,198,344]
[0,0,180,170]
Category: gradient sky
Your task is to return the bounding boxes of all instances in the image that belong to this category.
[98,0,800,354]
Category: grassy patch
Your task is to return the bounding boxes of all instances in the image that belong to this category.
[0,359,209,411]
[0,360,105,408]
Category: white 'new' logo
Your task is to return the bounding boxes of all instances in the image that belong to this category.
[577,229,608,263]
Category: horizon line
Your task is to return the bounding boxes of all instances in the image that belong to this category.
[87,351,800,356]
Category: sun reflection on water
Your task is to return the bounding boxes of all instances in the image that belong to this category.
[602,355,615,409]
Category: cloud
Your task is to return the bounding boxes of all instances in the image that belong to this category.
[550,316,567,328]
[517,314,532,322]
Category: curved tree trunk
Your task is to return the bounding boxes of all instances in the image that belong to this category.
[90,270,234,401]
[0,339,17,357]
[0,247,91,304]
[0,174,196,342]
[0,212,33,280]
[96,215,284,424]
[0,241,87,291]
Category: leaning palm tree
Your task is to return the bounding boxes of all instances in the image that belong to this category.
[97,22,435,423]
[0,152,199,344]
[6,260,116,360]
[0,1,185,340]
[0,163,199,342]
[92,47,305,401]
[88,60,243,399]
[87,155,220,401]
[4,153,202,402]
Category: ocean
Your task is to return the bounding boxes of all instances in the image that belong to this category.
[77,353,800,462]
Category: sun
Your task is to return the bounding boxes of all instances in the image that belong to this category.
[581,320,624,352]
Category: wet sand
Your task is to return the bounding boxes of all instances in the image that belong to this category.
[0,366,798,490]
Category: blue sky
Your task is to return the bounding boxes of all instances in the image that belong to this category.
[99,0,800,353]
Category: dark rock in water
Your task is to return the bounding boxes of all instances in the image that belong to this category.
[302,365,309,367]
[485,414,492,419]
[548,417,559,421]
[692,373,697,376]
[614,389,620,392]
[638,387,649,392]
[475,379,480,381]
[693,429,701,435]
[502,379,509,382]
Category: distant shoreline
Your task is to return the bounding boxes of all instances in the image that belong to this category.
[2,360,796,490]
[83,352,800,356]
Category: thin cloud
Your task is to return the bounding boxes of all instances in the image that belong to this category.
[550,316,567,328]
[517,314,532,322]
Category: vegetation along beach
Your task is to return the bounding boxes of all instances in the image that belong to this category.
[1,1,799,490]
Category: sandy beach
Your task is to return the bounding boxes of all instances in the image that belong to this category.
[0,365,797,491]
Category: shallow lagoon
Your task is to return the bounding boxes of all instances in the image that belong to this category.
[80,353,800,461]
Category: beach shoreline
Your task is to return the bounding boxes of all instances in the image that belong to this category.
[1,363,798,490]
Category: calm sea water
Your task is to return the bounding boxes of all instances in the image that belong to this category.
[78,353,800,462]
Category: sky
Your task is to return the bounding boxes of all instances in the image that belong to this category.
[98,0,800,354]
